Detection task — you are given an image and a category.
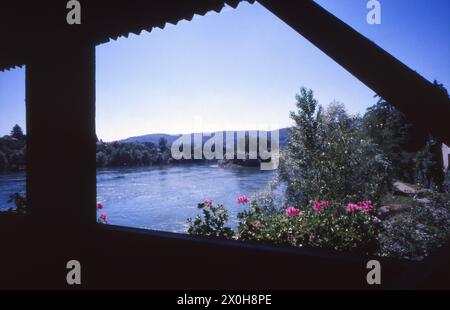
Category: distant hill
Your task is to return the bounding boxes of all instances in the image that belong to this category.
[121,133,182,145]
[121,128,290,147]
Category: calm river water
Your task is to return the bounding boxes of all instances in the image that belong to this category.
[0,165,276,233]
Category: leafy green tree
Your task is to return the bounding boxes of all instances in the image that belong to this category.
[131,148,143,165]
[279,87,390,205]
[10,124,25,140]
[0,125,26,171]
[363,97,428,183]
[8,150,25,171]
[95,139,173,167]
[96,151,107,167]
[0,151,8,170]
[364,81,448,190]
[158,137,168,152]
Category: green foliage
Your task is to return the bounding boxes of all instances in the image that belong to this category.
[96,141,171,167]
[187,201,235,239]
[279,88,390,206]
[187,199,379,254]
[363,81,449,190]
[363,97,422,183]
[0,125,26,171]
[10,124,25,141]
[363,97,435,188]
[6,192,27,215]
[186,84,450,259]
[158,137,168,152]
[250,178,285,215]
[0,151,7,170]
[415,136,445,190]
[377,191,450,260]
[237,201,379,253]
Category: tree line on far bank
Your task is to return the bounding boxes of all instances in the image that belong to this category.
[95,138,172,167]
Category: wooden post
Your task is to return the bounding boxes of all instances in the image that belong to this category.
[26,42,96,235]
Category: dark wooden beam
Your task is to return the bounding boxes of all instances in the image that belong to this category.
[259,0,450,145]
[27,42,97,233]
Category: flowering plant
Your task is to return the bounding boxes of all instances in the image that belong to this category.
[188,196,381,254]
[96,202,109,224]
[313,200,331,211]
[345,200,374,212]
[237,199,379,253]
[237,195,249,205]
[286,207,302,216]
[187,200,234,238]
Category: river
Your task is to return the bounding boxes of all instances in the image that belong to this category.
[0,164,276,233]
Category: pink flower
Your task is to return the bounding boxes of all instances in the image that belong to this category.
[285,207,302,216]
[309,234,315,241]
[250,221,262,229]
[345,203,360,212]
[313,201,320,211]
[346,201,375,213]
[313,200,331,211]
[237,195,249,205]
[204,199,213,207]
[372,216,381,224]
[96,202,104,210]
[358,200,374,212]
[100,213,107,220]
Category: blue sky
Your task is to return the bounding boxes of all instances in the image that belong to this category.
[1,0,449,140]
[0,67,25,136]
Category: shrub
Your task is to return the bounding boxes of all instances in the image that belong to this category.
[250,178,287,215]
[0,151,7,171]
[187,200,235,239]
[6,192,27,215]
[96,202,109,224]
[237,200,379,253]
[377,191,450,260]
[278,88,390,206]
[187,197,380,254]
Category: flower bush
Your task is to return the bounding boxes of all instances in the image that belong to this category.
[237,200,379,253]
[6,192,27,215]
[278,88,390,207]
[96,202,108,224]
[187,200,234,238]
[185,87,449,259]
[377,191,450,261]
[187,197,380,254]
[286,207,302,216]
